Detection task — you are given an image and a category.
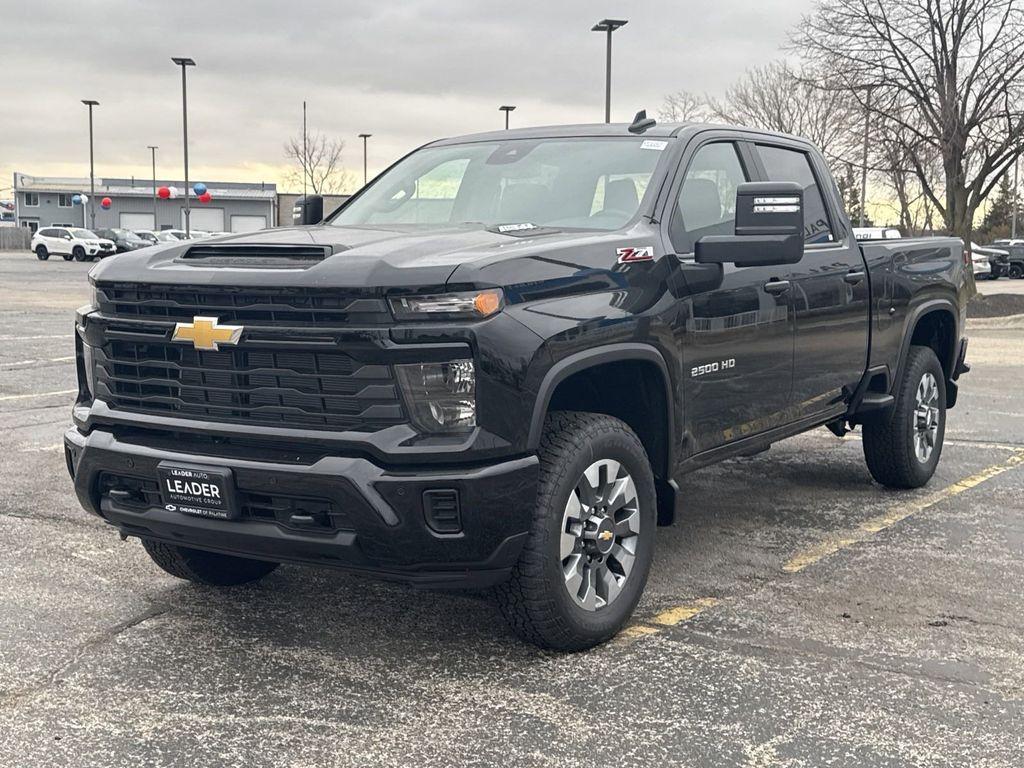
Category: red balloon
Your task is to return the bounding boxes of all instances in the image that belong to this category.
[100,197,112,209]
[157,186,171,199]
[198,191,213,203]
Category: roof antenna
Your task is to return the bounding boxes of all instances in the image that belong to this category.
[628,109,657,134]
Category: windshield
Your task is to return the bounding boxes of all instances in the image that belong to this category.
[331,137,667,232]
[71,229,96,238]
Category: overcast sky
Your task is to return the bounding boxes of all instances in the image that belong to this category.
[1,0,815,195]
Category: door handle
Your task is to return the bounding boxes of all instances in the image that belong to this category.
[843,271,866,285]
[763,280,791,295]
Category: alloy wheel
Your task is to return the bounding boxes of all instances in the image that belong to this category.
[912,371,940,464]
[559,459,641,612]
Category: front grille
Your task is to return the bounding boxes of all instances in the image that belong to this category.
[99,473,351,532]
[96,283,391,326]
[94,340,404,431]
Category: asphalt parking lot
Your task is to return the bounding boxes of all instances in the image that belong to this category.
[1,251,1023,767]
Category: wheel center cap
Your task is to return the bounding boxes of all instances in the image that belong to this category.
[592,518,615,555]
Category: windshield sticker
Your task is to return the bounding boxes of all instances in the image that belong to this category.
[641,140,668,151]
[496,222,539,233]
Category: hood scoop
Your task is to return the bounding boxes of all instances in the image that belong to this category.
[177,243,338,268]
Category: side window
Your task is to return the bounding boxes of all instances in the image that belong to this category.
[755,145,835,244]
[38,228,54,237]
[25,192,40,207]
[58,193,73,208]
[670,142,748,255]
[53,229,67,238]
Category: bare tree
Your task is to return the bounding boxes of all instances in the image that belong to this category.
[793,0,1024,243]
[658,91,712,122]
[710,61,861,166]
[284,132,353,195]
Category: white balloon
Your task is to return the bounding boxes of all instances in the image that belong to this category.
[79,194,89,204]
[168,186,179,199]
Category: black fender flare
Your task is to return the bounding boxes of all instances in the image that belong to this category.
[526,342,676,474]
[894,297,960,388]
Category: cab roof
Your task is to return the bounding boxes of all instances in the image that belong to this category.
[430,121,815,149]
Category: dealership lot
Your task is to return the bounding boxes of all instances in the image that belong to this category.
[1,252,1023,766]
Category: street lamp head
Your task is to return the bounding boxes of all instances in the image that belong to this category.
[499,105,516,113]
[359,133,372,139]
[81,99,99,107]
[591,19,628,32]
[171,57,196,67]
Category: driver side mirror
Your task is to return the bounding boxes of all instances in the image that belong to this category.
[695,182,804,267]
[64,234,73,240]
[292,195,324,226]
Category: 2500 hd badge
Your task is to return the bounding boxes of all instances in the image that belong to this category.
[65,117,972,650]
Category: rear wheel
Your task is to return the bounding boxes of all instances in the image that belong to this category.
[141,539,278,586]
[862,345,946,489]
[35,245,49,261]
[494,412,657,650]
[72,246,88,262]
[1009,264,1024,279]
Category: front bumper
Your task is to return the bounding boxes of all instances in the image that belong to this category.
[64,427,538,589]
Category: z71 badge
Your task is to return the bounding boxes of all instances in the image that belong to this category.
[616,246,654,263]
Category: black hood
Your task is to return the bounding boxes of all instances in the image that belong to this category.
[88,223,656,292]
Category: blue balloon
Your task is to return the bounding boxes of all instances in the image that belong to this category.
[193,182,207,196]
[72,194,82,205]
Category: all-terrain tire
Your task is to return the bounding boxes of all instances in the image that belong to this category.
[862,345,946,489]
[141,539,278,586]
[35,245,49,261]
[493,411,657,651]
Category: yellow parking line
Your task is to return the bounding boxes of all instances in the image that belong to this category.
[783,449,1024,573]
[650,598,721,627]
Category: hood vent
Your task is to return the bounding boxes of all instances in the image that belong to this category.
[178,244,334,268]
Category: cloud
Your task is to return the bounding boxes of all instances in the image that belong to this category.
[1,0,812,194]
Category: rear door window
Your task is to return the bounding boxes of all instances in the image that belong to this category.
[755,144,835,244]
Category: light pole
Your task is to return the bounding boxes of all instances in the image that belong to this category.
[147,145,158,229]
[81,100,99,229]
[358,133,372,186]
[1012,156,1020,240]
[591,19,627,123]
[499,105,516,130]
[859,87,873,229]
[171,57,196,236]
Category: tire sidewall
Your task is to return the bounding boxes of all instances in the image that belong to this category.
[35,246,49,261]
[538,426,657,640]
[900,349,946,484]
[73,246,87,261]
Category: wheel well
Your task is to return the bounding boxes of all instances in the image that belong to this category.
[546,360,670,482]
[909,309,956,379]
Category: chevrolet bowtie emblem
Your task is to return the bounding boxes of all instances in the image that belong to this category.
[171,316,243,351]
[599,530,614,542]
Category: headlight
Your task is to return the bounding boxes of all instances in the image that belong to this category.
[389,289,503,321]
[395,360,476,433]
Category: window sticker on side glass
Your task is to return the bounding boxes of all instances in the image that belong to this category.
[641,140,668,151]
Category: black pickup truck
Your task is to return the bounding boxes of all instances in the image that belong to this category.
[65,120,973,649]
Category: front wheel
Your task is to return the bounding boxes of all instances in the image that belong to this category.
[494,412,657,650]
[73,246,88,262]
[1009,264,1024,279]
[862,345,946,489]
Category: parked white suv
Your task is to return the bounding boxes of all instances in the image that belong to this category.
[31,227,115,262]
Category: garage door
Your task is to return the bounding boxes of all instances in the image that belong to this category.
[120,213,155,231]
[183,208,225,232]
[230,215,267,233]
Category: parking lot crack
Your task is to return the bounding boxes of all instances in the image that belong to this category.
[0,603,171,712]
